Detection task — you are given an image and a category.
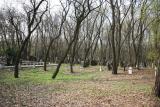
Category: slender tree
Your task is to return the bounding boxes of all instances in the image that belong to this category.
[12,0,48,78]
[52,0,103,78]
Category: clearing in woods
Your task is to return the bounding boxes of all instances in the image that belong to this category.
[0,65,160,107]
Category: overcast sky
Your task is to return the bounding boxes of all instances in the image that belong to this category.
[0,0,61,13]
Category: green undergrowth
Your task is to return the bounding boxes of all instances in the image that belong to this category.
[0,65,99,86]
[0,65,153,95]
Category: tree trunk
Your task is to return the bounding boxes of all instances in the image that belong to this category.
[155,61,160,97]
[52,22,81,79]
[137,22,144,70]
[110,0,117,74]
[70,39,78,73]
[52,39,74,79]
[14,36,30,78]
[69,22,81,73]
[14,61,19,78]
[44,40,53,71]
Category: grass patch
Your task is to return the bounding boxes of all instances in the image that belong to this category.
[0,65,153,96]
[0,65,98,86]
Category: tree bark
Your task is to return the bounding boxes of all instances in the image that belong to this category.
[14,35,31,78]
[110,0,118,74]
[155,61,160,97]
[52,22,81,79]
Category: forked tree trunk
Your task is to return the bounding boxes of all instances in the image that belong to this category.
[14,36,30,78]
[70,38,78,73]
[13,0,48,78]
[44,41,52,71]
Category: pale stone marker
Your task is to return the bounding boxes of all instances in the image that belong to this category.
[128,67,133,74]
[100,66,102,72]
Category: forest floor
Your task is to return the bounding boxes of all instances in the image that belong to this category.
[0,65,160,107]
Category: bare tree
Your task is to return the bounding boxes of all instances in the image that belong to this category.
[44,0,71,71]
[52,0,103,78]
[10,0,48,78]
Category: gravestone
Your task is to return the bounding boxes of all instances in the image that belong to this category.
[99,66,102,72]
[128,67,133,74]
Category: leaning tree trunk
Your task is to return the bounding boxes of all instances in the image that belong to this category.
[52,39,75,79]
[52,22,81,79]
[70,39,78,73]
[44,14,67,71]
[155,61,160,97]
[70,22,81,73]
[44,40,53,71]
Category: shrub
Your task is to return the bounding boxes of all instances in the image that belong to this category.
[91,60,98,66]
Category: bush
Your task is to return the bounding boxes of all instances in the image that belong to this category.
[147,50,158,61]
[5,48,16,65]
[91,60,98,66]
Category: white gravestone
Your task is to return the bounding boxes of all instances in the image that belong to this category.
[128,67,133,75]
[100,66,102,72]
